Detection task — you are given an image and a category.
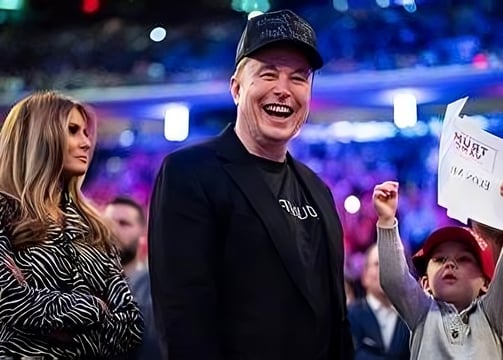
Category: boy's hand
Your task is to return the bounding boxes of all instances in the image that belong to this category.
[373,181,399,227]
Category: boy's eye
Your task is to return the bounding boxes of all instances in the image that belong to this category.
[456,255,475,263]
[431,256,447,264]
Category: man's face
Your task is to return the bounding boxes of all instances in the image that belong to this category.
[231,44,313,154]
[362,245,386,298]
[104,203,144,266]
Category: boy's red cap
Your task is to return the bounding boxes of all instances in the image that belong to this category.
[412,226,495,280]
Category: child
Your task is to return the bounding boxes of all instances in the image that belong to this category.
[372,181,503,359]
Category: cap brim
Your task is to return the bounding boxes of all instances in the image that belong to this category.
[238,39,323,70]
[412,226,480,276]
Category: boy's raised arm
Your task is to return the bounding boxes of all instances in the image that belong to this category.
[373,181,431,330]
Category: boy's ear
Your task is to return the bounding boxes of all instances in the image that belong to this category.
[480,278,489,294]
[420,275,432,293]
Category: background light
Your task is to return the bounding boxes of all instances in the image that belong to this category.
[149,26,167,42]
[164,103,190,142]
[344,195,361,214]
[394,93,417,129]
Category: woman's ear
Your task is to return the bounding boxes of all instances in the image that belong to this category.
[420,275,432,294]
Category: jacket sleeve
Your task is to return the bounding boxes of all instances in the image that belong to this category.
[97,252,144,357]
[0,196,107,333]
[148,154,221,360]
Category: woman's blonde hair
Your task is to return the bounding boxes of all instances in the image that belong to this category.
[0,90,114,250]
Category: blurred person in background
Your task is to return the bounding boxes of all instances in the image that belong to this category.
[0,90,143,358]
[348,243,410,360]
[104,196,162,360]
[148,9,353,360]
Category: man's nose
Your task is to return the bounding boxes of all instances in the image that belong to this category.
[273,76,292,98]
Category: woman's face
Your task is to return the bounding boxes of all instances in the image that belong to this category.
[62,107,91,179]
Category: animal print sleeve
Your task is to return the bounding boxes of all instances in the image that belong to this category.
[98,251,144,356]
[0,194,108,333]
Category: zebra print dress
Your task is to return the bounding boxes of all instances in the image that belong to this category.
[0,193,144,359]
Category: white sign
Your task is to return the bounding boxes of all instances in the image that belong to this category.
[438,98,503,230]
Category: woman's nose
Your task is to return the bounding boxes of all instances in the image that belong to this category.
[81,137,91,150]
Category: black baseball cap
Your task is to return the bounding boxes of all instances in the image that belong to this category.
[235,9,324,70]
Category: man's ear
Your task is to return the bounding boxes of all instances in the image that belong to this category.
[230,76,240,106]
[420,275,432,294]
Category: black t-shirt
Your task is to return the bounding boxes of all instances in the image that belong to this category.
[251,154,333,360]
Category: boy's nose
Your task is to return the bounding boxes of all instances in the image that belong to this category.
[444,257,458,269]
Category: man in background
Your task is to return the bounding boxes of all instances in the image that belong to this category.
[104,197,162,360]
[348,243,410,360]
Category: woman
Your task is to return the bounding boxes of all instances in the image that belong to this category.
[0,91,143,358]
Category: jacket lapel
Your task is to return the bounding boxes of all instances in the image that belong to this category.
[363,300,386,351]
[389,313,409,353]
[215,125,316,313]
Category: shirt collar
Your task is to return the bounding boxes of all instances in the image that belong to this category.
[366,293,384,312]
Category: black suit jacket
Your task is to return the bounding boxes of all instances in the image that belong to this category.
[348,298,410,360]
[148,124,354,360]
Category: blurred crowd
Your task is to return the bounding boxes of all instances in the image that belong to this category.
[3,0,502,313]
[1,2,503,92]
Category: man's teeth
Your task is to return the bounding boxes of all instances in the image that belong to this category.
[264,105,291,114]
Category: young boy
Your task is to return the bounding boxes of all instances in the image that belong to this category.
[372,181,503,359]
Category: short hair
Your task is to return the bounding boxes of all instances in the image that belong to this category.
[108,196,146,226]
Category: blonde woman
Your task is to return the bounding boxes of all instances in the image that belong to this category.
[0,91,143,358]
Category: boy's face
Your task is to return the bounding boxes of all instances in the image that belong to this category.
[421,240,488,311]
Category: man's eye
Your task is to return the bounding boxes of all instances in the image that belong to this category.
[261,72,276,78]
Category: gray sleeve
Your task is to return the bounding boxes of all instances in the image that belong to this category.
[377,221,431,330]
[481,247,503,337]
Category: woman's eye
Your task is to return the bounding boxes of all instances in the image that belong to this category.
[69,125,78,134]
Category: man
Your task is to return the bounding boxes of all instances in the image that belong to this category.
[104,197,162,360]
[348,244,410,360]
[148,9,353,360]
